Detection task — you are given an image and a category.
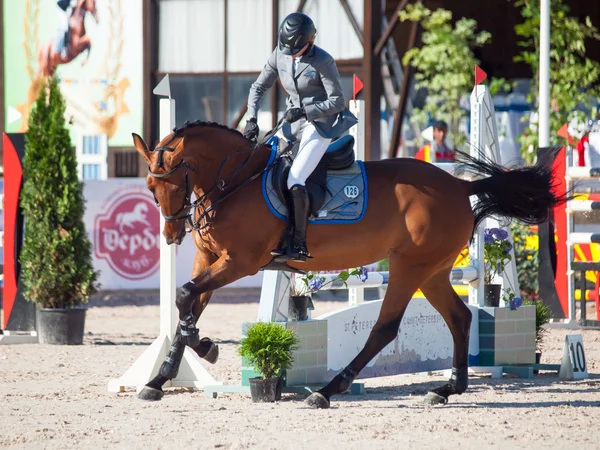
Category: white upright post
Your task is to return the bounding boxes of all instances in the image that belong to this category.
[257,270,292,322]
[470,84,521,306]
[539,0,551,149]
[108,75,220,393]
[349,100,366,161]
[469,87,486,308]
[348,100,366,305]
[159,98,178,340]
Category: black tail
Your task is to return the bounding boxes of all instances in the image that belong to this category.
[454,148,570,230]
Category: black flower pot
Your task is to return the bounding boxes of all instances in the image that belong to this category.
[37,307,87,345]
[534,351,542,375]
[249,377,282,402]
[289,295,310,321]
[483,284,502,307]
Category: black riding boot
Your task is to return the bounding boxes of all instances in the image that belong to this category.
[289,184,310,262]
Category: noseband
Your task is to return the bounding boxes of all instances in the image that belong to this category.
[148,137,196,225]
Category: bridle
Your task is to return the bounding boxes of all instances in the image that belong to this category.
[147,118,286,232]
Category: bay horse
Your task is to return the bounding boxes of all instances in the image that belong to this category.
[131,120,565,408]
[38,0,98,77]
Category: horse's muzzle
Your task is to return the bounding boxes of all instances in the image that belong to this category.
[165,228,186,246]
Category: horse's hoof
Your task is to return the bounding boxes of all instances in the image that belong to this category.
[137,386,164,401]
[424,391,448,405]
[305,392,330,409]
[204,343,219,364]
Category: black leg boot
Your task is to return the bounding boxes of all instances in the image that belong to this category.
[289,184,311,262]
[270,196,294,257]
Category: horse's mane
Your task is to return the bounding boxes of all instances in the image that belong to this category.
[172,120,245,139]
[154,120,247,169]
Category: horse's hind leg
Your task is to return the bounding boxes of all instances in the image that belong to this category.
[305,259,433,409]
[419,268,472,405]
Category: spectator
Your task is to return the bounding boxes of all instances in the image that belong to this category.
[414,120,455,163]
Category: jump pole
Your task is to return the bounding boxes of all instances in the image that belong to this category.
[108,75,220,393]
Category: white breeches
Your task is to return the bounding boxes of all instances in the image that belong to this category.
[286,123,332,189]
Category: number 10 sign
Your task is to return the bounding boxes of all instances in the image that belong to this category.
[559,334,588,380]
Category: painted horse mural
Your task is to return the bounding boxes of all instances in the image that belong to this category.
[38,0,98,77]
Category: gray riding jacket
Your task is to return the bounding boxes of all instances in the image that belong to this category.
[247,45,358,141]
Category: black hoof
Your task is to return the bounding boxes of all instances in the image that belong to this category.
[305,392,330,409]
[138,386,164,401]
[424,391,448,405]
[205,343,219,364]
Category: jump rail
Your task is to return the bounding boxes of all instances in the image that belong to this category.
[315,267,478,292]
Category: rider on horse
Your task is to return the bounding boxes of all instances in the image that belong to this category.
[244,12,357,263]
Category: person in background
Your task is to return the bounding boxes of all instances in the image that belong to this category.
[414,120,455,163]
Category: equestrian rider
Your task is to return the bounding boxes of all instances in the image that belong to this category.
[244,12,358,263]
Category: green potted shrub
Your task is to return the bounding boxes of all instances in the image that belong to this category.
[19,75,99,345]
[239,322,300,402]
[524,298,553,368]
[483,228,513,307]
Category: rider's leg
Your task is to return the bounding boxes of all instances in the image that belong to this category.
[284,123,331,262]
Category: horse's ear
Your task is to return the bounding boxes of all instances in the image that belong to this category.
[132,133,152,166]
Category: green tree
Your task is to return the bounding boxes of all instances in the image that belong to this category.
[19,75,99,308]
[514,0,600,164]
[399,2,491,148]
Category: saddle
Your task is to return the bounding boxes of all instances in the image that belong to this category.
[271,134,356,215]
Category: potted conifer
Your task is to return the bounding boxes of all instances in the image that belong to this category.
[239,322,300,402]
[19,75,99,345]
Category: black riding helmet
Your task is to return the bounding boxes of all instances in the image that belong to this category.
[278,12,317,56]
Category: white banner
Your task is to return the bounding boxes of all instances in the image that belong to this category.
[83,179,263,290]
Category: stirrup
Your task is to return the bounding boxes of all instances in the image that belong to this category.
[290,245,311,263]
[270,248,285,256]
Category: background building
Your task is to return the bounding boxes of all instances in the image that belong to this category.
[1,0,599,177]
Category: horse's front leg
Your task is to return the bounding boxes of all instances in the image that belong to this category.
[138,252,251,401]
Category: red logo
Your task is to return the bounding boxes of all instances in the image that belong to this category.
[95,192,160,280]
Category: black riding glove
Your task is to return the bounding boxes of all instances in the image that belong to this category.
[284,107,306,123]
[243,117,259,141]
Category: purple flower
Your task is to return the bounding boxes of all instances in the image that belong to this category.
[358,266,369,282]
[308,277,323,292]
[509,297,523,310]
[495,229,509,241]
[484,234,494,245]
[504,241,513,254]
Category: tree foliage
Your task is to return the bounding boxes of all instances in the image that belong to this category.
[399,2,491,147]
[514,0,600,164]
[19,75,99,308]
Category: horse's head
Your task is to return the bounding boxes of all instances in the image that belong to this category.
[83,0,99,22]
[132,133,193,246]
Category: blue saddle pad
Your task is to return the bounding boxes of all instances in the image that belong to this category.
[261,140,368,224]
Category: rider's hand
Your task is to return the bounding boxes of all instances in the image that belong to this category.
[243,117,259,141]
[284,108,306,123]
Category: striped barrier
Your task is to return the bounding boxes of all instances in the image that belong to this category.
[560,147,600,323]
[566,200,600,213]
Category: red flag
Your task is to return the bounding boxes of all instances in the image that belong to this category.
[474,65,487,85]
[353,74,364,101]
[557,123,569,139]
[557,123,574,144]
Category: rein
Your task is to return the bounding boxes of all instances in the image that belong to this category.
[147,117,286,232]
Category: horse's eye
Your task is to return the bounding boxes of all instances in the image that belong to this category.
[153,195,160,207]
